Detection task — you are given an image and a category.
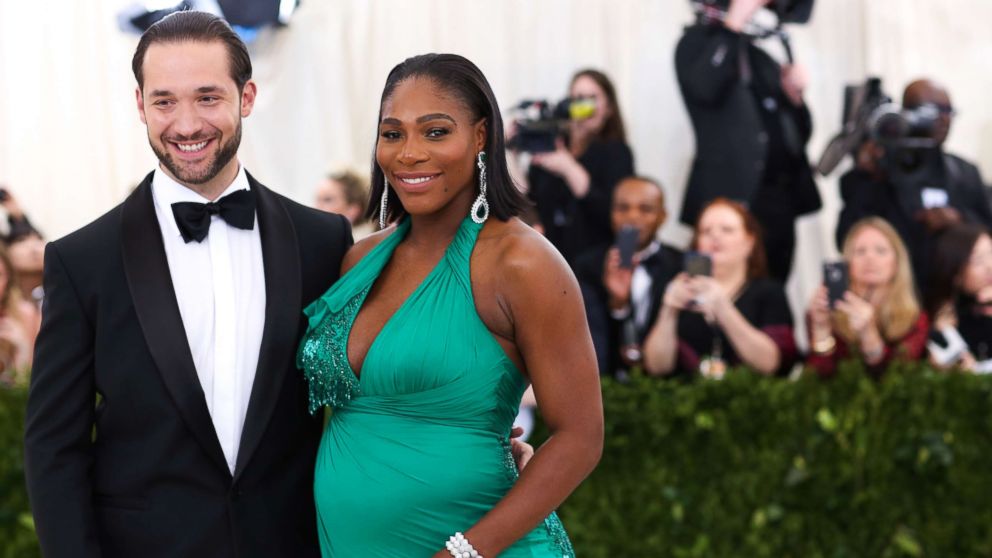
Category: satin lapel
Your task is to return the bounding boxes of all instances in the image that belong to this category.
[234,175,302,480]
[121,175,231,476]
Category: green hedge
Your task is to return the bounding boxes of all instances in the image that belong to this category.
[4,363,992,557]
[0,386,39,558]
[547,362,992,557]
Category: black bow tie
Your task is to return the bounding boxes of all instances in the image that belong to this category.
[171,189,256,243]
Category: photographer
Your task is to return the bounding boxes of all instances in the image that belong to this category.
[836,79,992,291]
[808,218,928,378]
[925,223,992,372]
[574,176,682,378]
[642,198,797,378]
[676,0,821,284]
[519,69,634,266]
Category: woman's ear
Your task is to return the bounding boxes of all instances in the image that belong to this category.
[474,118,488,153]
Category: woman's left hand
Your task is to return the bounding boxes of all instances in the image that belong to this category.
[835,291,876,336]
[530,138,579,178]
[687,276,732,323]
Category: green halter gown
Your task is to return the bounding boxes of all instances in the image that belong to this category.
[298,216,575,557]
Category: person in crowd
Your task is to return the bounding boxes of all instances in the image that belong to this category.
[298,53,602,556]
[23,12,354,558]
[0,185,42,245]
[836,79,992,291]
[675,0,821,284]
[643,198,797,378]
[0,244,40,386]
[575,176,682,378]
[314,169,374,238]
[515,69,634,266]
[925,223,992,371]
[7,229,44,305]
[808,217,929,378]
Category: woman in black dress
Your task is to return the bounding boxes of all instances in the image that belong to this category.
[643,198,797,377]
[926,223,992,372]
[516,69,634,265]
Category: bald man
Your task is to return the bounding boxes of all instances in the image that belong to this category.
[574,176,683,377]
[836,78,992,291]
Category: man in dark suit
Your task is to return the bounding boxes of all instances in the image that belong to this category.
[23,12,350,558]
[836,79,992,292]
[675,0,821,283]
[575,176,682,378]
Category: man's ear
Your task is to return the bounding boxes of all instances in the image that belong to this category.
[240,80,257,117]
[136,87,147,125]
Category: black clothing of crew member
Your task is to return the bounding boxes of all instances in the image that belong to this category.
[836,151,992,291]
[24,173,351,558]
[528,139,634,266]
[575,241,683,377]
[675,22,821,282]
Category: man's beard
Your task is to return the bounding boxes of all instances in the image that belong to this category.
[150,121,241,186]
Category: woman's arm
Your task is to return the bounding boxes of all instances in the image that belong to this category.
[643,274,694,376]
[444,234,603,557]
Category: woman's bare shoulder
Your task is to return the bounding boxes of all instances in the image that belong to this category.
[477,218,575,290]
[340,225,393,275]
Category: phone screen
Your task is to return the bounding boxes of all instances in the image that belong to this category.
[823,261,849,308]
[684,251,712,277]
[616,226,639,269]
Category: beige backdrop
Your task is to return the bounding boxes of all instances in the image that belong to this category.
[2,0,991,330]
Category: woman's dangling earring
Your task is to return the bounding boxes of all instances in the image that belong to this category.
[379,178,390,229]
[471,151,490,224]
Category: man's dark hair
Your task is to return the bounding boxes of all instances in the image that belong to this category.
[131,11,252,92]
[368,53,529,225]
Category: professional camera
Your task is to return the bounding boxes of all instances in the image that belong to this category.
[507,97,596,153]
[817,77,942,176]
[692,0,815,25]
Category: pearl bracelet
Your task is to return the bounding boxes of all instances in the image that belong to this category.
[445,532,482,558]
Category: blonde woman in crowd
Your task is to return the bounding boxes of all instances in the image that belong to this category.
[807,217,929,377]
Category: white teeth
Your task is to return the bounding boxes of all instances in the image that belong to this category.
[401,176,434,184]
[176,141,208,152]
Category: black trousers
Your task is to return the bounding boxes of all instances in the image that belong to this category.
[750,179,797,285]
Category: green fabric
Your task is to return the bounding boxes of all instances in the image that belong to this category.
[298,216,574,557]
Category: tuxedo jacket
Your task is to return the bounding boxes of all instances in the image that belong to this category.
[574,242,683,376]
[24,173,351,558]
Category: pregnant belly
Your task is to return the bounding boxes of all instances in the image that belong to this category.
[314,409,515,553]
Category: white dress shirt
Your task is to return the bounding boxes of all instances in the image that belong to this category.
[151,166,266,473]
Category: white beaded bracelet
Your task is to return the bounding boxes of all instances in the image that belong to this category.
[445,532,482,558]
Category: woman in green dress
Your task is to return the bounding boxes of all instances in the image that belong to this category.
[298,53,604,557]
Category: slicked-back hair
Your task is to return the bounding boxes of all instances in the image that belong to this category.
[367,53,529,226]
[132,10,252,92]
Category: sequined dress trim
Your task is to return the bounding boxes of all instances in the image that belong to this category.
[298,285,371,414]
[499,437,576,557]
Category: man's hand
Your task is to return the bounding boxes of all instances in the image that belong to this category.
[916,206,962,233]
[509,426,535,471]
[780,63,808,107]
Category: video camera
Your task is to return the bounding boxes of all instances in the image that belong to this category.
[507,98,596,153]
[817,78,943,176]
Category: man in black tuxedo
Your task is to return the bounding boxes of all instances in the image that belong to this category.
[23,12,350,558]
[575,176,682,378]
[836,79,992,292]
[675,0,821,283]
